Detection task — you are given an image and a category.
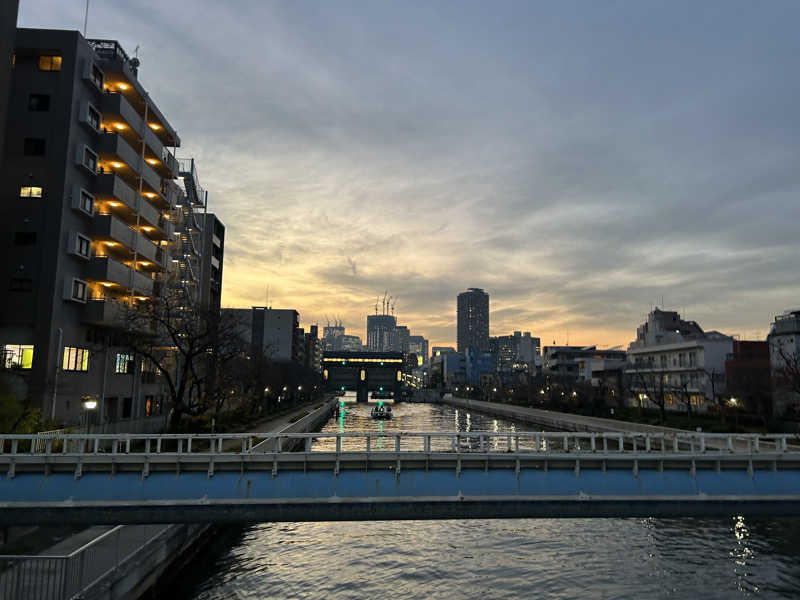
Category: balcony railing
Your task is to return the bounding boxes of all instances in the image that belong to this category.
[96,133,162,195]
[87,256,154,296]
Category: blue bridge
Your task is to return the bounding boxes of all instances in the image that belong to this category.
[1,431,799,524]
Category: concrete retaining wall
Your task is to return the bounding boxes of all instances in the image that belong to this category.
[439,396,691,435]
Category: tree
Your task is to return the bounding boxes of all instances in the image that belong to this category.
[117,290,249,431]
[628,362,667,423]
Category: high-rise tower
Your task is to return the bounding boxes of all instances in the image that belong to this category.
[457,288,489,353]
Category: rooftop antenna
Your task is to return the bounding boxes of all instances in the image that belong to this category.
[83,0,90,37]
[375,297,379,315]
[391,300,396,317]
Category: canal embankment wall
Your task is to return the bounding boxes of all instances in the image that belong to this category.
[437,396,690,435]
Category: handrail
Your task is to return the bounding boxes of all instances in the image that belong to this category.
[2,431,799,457]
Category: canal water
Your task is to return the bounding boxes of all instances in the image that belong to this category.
[171,399,800,599]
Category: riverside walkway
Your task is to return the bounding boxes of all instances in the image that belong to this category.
[1,429,800,524]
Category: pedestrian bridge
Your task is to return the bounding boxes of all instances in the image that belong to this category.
[1,431,799,524]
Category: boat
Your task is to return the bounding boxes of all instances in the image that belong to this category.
[370,405,393,420]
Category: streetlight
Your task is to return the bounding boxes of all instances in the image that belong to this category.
[81,396,97,434]
[729,397,739,431]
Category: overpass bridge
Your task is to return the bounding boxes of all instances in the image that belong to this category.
[1,431,799,524]
[322,351,404,402]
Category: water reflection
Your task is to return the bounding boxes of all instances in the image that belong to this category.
[171,402,800,600]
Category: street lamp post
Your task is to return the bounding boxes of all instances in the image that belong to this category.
[81,396,98,434]
[729,397,739,431]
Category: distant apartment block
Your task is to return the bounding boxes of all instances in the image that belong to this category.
[768,309,800,416]
[457,288,489,353]
[223,307,301,363]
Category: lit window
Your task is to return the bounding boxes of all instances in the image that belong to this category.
[71,279,87,302]
[3,344,34,369]
[82,146,98,173]
[63,346,89,371]
[20,186,43,198]
[76,234,91,258]
[115,353,133,374]
[38,55,62,71]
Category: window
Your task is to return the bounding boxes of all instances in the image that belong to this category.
[82,146,98,173]
[115,353,133,374]
[90,64,103,89]
[38,55,62,71]
[71,279,87,302]
[3,344,34,369]
[23,138,46,156]
[20,186,43,198]
[75,234,91,258]
[122,397,132,419]
[28,94,50,111]
[144,395,161,417]
[63,346,89,371]
[14,232,36,245]
[9,277,33,291]
[87,104,101,131]
[77,189,94,215]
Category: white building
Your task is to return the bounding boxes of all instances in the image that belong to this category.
[626,309,733,413]
[768,309,800,415]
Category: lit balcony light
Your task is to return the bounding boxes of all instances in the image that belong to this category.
[101,282,113,287]
[105,241,117,246]
[146,158,158,165]
[111,162,123,169]
[141,226,154,232]
[139,261,150,266]
[149,123,161,130]
[117,82,129,90]
[113,123,126,130]
[107,201,120,207]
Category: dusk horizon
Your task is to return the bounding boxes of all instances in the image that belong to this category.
[17,0,800,350]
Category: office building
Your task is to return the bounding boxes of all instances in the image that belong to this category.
[407,335,429,366]
[0,30,201,428]
[366,314,396,352]
[0,1,18,157]
[457,288,489,353]
[222,307,301,363]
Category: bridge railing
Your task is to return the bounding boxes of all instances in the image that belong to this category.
[0,523,174,600]
[1,431,799,457]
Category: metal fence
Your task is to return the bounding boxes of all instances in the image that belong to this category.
[2,430,800,458]
[0,524,174,600]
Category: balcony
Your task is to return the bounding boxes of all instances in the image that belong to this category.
[83,298,128,328]
[96,132,162,196]
[87,256,154,296]
[94,174,167,240]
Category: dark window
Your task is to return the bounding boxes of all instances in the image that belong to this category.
[122,397,133,419]
[71,279,87,301]
[9,278,33,291]
[105,397,118,421]
[14,232,36,245]
[82,147,98,173]
[76,234,91,258]
[87,105,101,130]
[90,64,103,89]
[28,94,50,111]
[24,138,46,156]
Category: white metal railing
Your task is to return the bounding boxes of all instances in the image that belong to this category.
[2,431,799,457]
[0,523,186,600]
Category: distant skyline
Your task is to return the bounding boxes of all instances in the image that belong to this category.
[17,0,800,349]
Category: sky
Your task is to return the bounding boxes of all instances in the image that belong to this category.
[17,0,800,350]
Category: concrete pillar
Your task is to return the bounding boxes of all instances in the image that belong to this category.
[356,385,368,403]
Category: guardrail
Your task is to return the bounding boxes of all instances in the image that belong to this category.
[1,431,799,457]
[0,524,175,600]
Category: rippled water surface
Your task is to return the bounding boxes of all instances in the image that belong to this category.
[170,399,800,599]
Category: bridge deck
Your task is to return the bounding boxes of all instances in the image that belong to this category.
[2,431,800,523]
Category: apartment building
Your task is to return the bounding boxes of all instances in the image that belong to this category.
[626,308,733,412]
[0,29,220,430]
[223,307,301,363]
[199,212,225,314]
[768,309,800,416]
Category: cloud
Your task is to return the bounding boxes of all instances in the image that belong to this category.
[17,0,800,348]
